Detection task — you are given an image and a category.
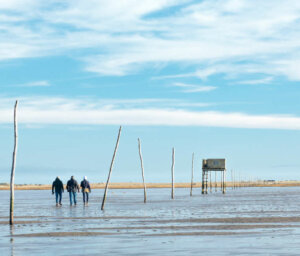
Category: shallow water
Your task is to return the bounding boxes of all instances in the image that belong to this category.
[1,187,300,255]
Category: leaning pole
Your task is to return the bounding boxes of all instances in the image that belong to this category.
[171,148,175,199]
[138,138,147,203]
[10,100,18,225]
[101,126,122,211]
[190,153,194,196]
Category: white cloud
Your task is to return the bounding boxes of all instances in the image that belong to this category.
[172,82,217,92]
[273,59,300,81]
[0,96,211,111]
[237,77,273,85]
[1,0,300,82]
[16,80,50,87]
[1,97,300,130]
[0,0,38,10]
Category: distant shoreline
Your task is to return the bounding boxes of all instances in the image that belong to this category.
[1,181,300,190]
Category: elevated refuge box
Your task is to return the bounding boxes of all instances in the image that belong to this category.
[202,159,226,170]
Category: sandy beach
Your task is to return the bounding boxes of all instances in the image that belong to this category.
[1,181,300,190]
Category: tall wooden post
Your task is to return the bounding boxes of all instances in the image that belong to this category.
[215,171,217,192]
[231,169,233,190]
[222,170,226,194]
[209,171,212,193]
[225,170,226,192]
[234,170,236,189]
[190,153,194,196]
[171,148,175,199]
[220,172,223,192]
[101,126,122,211]
[138,138,147,203]
[10,100,18,225]
[201,168,205,194]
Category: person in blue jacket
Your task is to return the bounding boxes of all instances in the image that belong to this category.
[66,176,80,206]
[80,176,91,206]
[52,176,64,206]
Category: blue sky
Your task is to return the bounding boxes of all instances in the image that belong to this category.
[1,0,300,184]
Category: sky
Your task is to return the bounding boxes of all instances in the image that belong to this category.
[1,0,300,184]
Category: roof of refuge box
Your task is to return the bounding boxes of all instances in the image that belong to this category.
[202,159,226,170]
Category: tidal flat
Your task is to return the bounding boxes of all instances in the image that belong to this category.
[1,187,300,255]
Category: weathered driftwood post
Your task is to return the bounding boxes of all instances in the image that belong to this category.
[171,148,175,199]
[210,171,212,193]
[138,138,147,203]
[190,153,194,196]
[201,165,205,194]
[231,169,234,190]
[220,172,223,192]
[233,170,236,189]
[223,170,226,194]
[215,171,217,192]
[10,100,18,225]
[101,126,122,211]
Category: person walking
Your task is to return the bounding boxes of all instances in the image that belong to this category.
[52,176,64,206]
[66,176,80,206]
[80,176,91,206]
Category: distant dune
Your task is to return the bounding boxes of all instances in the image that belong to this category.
[1,181,300,190]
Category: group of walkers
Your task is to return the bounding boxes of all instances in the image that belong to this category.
[52,176,91,206]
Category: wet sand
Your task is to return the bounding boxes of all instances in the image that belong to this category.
[5,215,300,237]
[13,231,115,237]
[0,220,51,225]
[145,231,258,236]
[2,187,300,255]
[13,231,257,237]
[89,223,300,231]
[7,215,300,223]
[142,216,300,224]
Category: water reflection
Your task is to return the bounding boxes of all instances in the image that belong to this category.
[10,225,14,256]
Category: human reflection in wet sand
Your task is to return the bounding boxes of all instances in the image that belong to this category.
[10,225,15,256]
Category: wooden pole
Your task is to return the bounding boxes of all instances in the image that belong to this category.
[231,169,234,189]
[190,153,194,196]
[171,148,175,199]
[138,138,147,203]
[215,171,217,192]
[234,170,236,189]
[101,126,122,211]
[210,171,212,193]
[10,100,18,225]
[223,170,226,194]
[234,171,236,189]
[220,172,223,192]
[201,168,205,194]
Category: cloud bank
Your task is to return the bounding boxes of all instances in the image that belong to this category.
[1,97,300,130]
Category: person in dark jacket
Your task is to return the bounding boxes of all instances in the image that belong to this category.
[66,176,80,206]
[52,176,64,206]
[80,176,91,205]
